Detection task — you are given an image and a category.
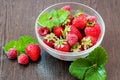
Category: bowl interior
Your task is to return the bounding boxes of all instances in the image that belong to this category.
[35,2,105,57]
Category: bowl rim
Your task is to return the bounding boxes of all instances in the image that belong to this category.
[35,2,105,56]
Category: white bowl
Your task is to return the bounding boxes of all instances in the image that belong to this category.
[35,2,105,61]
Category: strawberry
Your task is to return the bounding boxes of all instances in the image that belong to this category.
[18,54,29,65]
[66,33,78,46]
[61,5,71,11]
[70,42,83,52]
[81,36,97,50]
[43,33,57,48]
[53,26,63,37]
[7,48,17,59]
[25,44,41,61]
[72,14,87,29]
[54,39,70,52]
[38,27,49,36]
[63,25,82,40]
[86,16,96,27]
[85,24,101,39]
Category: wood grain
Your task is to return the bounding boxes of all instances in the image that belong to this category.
[0,0,120,80]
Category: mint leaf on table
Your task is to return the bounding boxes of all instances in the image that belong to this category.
[3,40,17,53]
[37,9,69,31]
[69,46,108,80]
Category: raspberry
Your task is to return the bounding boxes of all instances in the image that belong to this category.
[18,54,29,65]
[7,48,17,59]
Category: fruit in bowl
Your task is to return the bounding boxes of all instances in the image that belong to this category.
[35,2,105,61]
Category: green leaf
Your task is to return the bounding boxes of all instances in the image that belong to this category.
[69,58,92,80]
[84,66,106,80]
[69,46,108,80]
[3,40,17,53]
[86,46,108,66]
[16,36,38,55]
[37,9,69,31]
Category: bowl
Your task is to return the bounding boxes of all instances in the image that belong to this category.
[35,2,105,61]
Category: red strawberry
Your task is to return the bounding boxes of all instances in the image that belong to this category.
[54,39,70,52]
[66,33,78,46]
[25,44,41,61]
[81,36,97,50]
[18,54,29,65]
[70,42,83,52]
[38,27,49,36]
[63,25,82,40]
[85,24,101,39]
[86,16,96,27]
[43,33,58,48]
[53,26,63,37]
[72,14,87,29]
[43,39,54,48]
[7,48,17,59]
[87,16,96,23]
[61,5,71,11]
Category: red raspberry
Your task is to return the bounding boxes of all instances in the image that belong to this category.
[7,48,17,59]
[61,5,71,11]
[18,54,29,65]
[38,27,49,36]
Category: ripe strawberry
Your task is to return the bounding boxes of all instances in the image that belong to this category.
[87,16,96,23]
[25,44,41,61]
[66,33,78,46]
[7,48,17,59]
[38,27,49,36]
[70,42,83,52]
[54,39,70,52]
[63,25,82,40]
[72,14,87,29]
[86,16,96,27]
[43,33,58,48]
[61,5,71,11]
[85,24,101,39]
[18,54,29,65]
[81,36,97,50]
[53,26,63,37]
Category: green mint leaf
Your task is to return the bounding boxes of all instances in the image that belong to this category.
[57,10,69,24]
[16,36,38,55]
[69,58,92,79]
[74,10,83,17]
[69,46,107,80]
[87,46,108,66]
[37,10,69,31]
[84,66,106,80]
[3,40,17,53]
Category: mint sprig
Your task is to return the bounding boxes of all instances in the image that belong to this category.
[37,9,69,31]
[3,36,38,56]
[69,46,107,80]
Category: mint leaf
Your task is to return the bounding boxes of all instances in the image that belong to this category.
[84,66,106,80]
[57,10,69,24]
[87,46,108,66]
[37,10,69,31]
[69,46,107,80]
[3,40,17,53]
[16,36,38,55]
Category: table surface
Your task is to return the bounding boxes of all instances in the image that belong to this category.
[0,0,120,80]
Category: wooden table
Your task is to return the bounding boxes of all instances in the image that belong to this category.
[0,0,120,80]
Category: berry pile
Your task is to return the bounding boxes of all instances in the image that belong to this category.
[4,36,41,65]
[37,5,101,52]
